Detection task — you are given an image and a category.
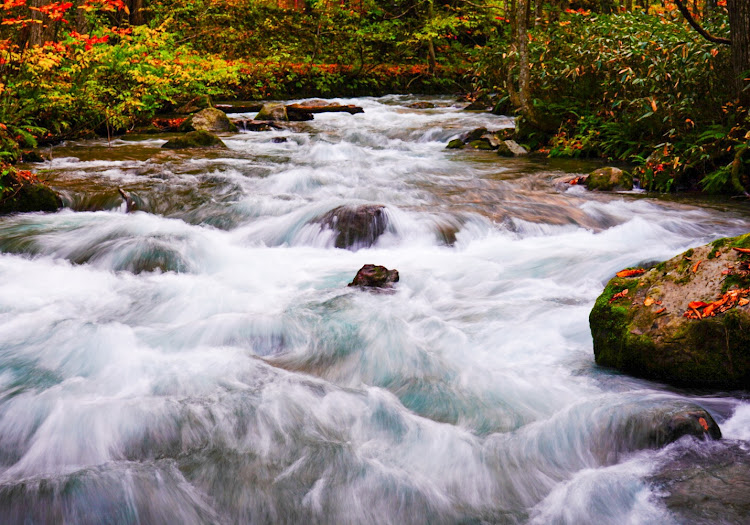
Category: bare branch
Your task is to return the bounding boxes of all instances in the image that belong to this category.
[673,0,731,46]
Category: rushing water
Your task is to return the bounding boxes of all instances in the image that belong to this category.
[1,96,750,524]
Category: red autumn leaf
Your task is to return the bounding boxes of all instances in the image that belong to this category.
[616,269,645,278]
[654,307,666,314]
[698,417,709,431]
[688,301,709,309]
[691,260,702,273]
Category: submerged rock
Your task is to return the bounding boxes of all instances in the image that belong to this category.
[348,264,399,288]
[179,108,238,133]
[446,139,464,149]
[586,166,632,191]
[161,131,227,149]
[650,443,750,524]
[590,233,750,389]
[408,102,435,109]
[317,204,388,250]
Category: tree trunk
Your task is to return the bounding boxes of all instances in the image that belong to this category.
[727,0,750,104]
[426,0,437,75]
[516,0,531,116]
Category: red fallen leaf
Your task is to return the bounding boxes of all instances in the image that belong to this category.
[616,269,645,278]
[715,251,721,258]
[654,307,666,314]
[733,247,750,254]
[609,289,629,303]
[698,417,709,431]
[688,301,709,309]
[722,269,732,275]
[691,260,702,273]
[702,304,718,317]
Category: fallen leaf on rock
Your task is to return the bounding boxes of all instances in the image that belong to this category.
[715,251,721,258]
[722,269,732,275]
[691,260,702,273]
[609,289,629,303]
[733,247,750,254]
[617,269,645,278]
[698,417,709,431]
[655,307,666,314]
[684,288,750,319]
[644,297,655,306]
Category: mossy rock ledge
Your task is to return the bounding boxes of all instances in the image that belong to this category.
[0,182,61,215]
[590,233,750,389]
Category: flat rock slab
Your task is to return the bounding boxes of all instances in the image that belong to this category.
[650,443,750,524]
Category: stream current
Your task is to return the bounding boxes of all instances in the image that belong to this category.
[1,96,749,524]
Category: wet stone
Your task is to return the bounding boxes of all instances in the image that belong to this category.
[316,204,388,250]
[348,264,399,288]
[649,443,750,524]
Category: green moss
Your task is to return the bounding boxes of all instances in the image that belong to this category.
[684,248,694,258]
[0,183,62,215]
[446,139,464,149]
[729,233,750,249]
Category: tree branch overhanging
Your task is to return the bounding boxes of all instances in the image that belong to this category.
[673,0,731,46]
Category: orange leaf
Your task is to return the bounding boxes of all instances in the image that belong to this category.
[688,301,709,309]
[650,98,658,112]
[733,247,750,254]
[644,297,655,306]
[655,307,666,314]
[740,298,750,307]
[616,269,645,278]
[715,251,721,258]
[698,417,709,431]
[691,260,702,273]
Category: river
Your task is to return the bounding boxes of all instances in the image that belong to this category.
[0,96,749,524]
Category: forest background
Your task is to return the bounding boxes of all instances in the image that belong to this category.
[0,0,748,194]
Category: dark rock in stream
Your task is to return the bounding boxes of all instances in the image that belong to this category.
[446,139,464,149]
[162,131,227,150]
[590,232,750,389]
[316,204,388,250]
[348,264,399,288]
[0,182,61,215]
[649,443,750,524]
[179,108,238,133]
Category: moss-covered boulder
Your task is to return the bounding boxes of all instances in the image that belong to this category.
[179,108,237,133]
[586,167,633,191]
[590,233,750,389]
[446,139,464,149]
[161,131,227,149]
[255,103,289,122]
[0,170,61,215]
